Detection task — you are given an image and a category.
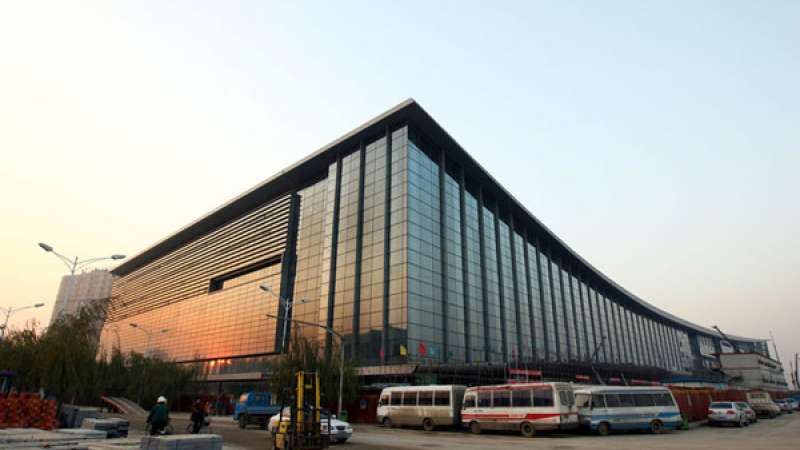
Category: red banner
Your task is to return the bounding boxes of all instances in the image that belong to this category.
[575,374,591,381]
[509,368,542,377]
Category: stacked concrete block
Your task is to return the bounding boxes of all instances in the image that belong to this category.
[139,434,223,450]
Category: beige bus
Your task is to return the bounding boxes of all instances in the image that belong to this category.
[377,385,466,430]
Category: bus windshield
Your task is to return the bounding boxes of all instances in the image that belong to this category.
[575,393,591,408]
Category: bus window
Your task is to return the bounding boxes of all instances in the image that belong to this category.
[494,390,511,407]
[434,391,450,406]
[418,391,433,406]
[619,393,635,407]
[634,394,655,407]
[463,394,476,408]
[512,390,532,407]
[379,395,389,407]
[403,392,418,406]
[604,394,621,408]
[390,393,401,406]
[478,392,491,407]
[534,387,554,407]
[592,394,606,409]
[558,391,568,406]
[655,393,675,406]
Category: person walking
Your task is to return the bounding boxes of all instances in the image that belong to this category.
[190,399,208,434]
[146,396,170,435]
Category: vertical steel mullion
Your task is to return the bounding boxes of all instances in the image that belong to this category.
[534,239,550,361]
[351,142,366,357]
[556,256,571,360]
[477,187,490,363]
[581,275,597,361]
[493,205,507,361]
[438,149,449,363]
[508,215,522,362]
[277,191,300,353]
[546,249,560,360]
[522,228,536,361]
[458,167,471,363]
[325,155,344,355]
[567,267,582,360]
[601,292,614,363]
[381,126,392,364]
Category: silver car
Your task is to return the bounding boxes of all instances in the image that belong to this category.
[708,402,748,427]
[268,408,353,443]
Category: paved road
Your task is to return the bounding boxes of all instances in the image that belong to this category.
[118,412,800,450]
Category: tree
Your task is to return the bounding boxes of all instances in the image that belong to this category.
[266,333,358,410]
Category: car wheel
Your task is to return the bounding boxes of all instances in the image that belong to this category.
[520,421,536,438]
[382,417,393,428]
[469,421,481,435]
[238,414,247,429]
[597,422,610,436]
[650,420,663,434]
[422,418,435,432]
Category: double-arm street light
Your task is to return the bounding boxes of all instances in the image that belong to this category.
[38,242,126,275]
[129,323,169,405]
[265,313,345,417]
[259,284,307,353]
[0,303,45,339]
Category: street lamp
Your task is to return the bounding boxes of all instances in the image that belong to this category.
[259,284,306,353]
[128,323,169,405]
[266,313,345,417]
[0,303,45,339]
[38,242,126,275]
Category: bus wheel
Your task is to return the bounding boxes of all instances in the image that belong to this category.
[422,418,435,432]
[520,422,536,437]
[469,422,481,435]
[650,420,663,434]
[597,422,610,436]
[382,417,393,428]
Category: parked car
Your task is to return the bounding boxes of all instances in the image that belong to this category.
[707,402,749,427]
[774,399,794,414]
[736,402,757,424]
[268,407,353,443]
[745,391,781,419]
[233,392,281,429]
[787,398,800,411]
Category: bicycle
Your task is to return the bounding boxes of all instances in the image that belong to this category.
[185,418,213,434]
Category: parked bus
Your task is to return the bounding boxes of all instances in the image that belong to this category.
[574,386,681,435]
[461,382,578,437]
[376,385,466,431]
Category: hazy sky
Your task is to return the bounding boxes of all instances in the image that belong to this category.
[1,2,798,372]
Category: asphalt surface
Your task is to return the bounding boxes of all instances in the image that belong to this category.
[118,411,800,450]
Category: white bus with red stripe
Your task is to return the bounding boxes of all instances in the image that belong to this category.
[461,382,578,437]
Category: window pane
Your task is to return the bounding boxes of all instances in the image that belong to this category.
[634,394,655,407]
[533,387,554,407]
[434,391,450,406]
[604,394,621,408]
[619,394,635,407]
[512,390,532,407]
[403,392,418,406]
[478,392,491,407]
[494,390,511,407]
[390,393,401,405]
[418,391,433,406]
[464,395,476,408]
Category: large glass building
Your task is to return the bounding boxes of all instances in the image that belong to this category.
[99,99,769,386]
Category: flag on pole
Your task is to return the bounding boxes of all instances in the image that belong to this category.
[379,347,385,361]
[399,344,408,356]
[418,341,427,357]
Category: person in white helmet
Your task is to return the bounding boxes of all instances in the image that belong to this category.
[146,396,170,435]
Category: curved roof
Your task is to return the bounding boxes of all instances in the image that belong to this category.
[112,99,764,344]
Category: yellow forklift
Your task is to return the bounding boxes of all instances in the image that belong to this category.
[273,371,330,450]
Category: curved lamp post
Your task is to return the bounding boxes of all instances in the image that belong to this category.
[38,242,125,275]
[259,284,306,353]
[129,323,169,405]
[0,303,45,339]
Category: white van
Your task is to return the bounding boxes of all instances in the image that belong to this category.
[461,382,578,437]
[377,385,466,431]
[574,386,681,435]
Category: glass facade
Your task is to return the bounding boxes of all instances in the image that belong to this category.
[101,108,766,377]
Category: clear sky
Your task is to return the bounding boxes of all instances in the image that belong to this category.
[1,1,798,372]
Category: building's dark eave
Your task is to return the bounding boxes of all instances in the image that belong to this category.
[111,98,763,345]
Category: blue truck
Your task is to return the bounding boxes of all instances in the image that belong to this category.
[233,392,281,429]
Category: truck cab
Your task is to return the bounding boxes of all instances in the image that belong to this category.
[233,392,281,429]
